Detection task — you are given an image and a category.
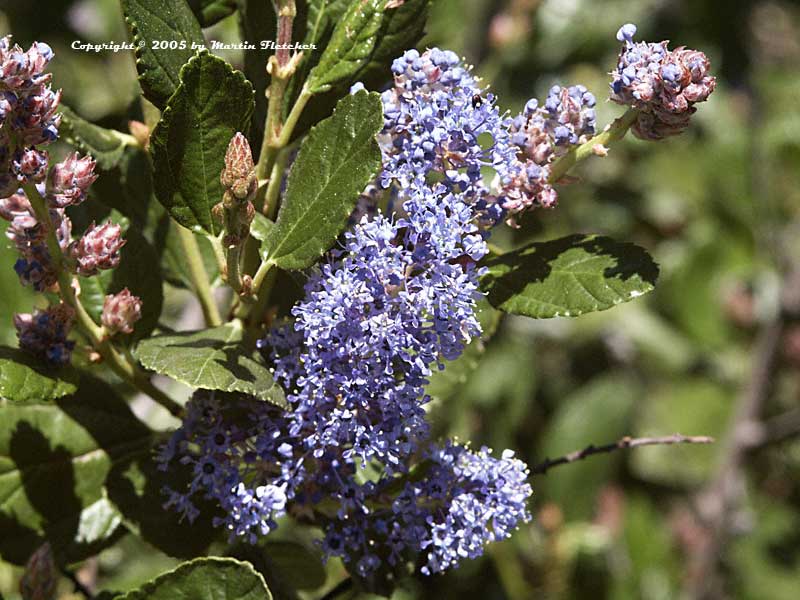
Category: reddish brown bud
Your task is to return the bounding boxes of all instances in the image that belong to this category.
[220,133,257,201]
[102,288,143,335]
[19,543,57,600]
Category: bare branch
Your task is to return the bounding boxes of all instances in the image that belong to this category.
[530,434,715,476]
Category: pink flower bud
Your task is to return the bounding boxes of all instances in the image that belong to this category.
[102,288,143,335]
[71,221,125,276]
[0,190,32,221]
[13,147,48,183]
[46,152,97,208]
[220,132,257,201]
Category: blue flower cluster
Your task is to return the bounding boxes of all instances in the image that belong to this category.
[611,23,716,139]
[158,392,295,542]
[378,48,516,212]
[162,30,712,581]
[162,48,534,580]
[13,304,75,365]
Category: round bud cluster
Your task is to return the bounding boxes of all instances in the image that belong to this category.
[71,221,125,276]
[1,41,124,368]
[611,23,716,139]
[46,152,97,208]
[0,37,61,197]
[14,303,75,365]
[499,85,596,222]
[101,288,143,335]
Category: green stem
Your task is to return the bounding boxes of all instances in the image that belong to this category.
[263,148,290,221]
[209,234,227,275]
[548,108,639,183]
[174,222,222,327]
[23,184,184,417]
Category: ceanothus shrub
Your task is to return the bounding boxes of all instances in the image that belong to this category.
[0,2,714,597]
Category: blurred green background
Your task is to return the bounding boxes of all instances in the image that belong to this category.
[1,0,800,598]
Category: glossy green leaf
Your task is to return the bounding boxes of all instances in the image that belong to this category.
[78,212,164,342]
[288,0,429,140]
[482,234,659,319]
[306,0,385,94]
[261,92,382,270]
[151,51,255,235]
[114,557,272,600]
[188,0,237,26]
[249,213,273,263]
[0,377,150,564]
[0,346,79,403]
[59,105,134,170]
[134,324,287,408]
[121,0,206,108]
[356,0,430,87]
[283,0,351,110]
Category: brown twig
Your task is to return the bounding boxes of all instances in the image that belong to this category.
[530,434,715,476]
[687,266,800,599]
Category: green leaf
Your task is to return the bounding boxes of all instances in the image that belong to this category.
[261,92,382,270]
[151,51,255,235]
[306,0,385,94]
[114,557,272,600]
[0,376,151,564]
[0,346,79,403]
[283,0,351,110]
[79,212,164,342]
[249,213,273,262]
[356,0,430,88]
[134,324,287,408]
[288,0,429,140]
[188,0,237,26]
[121,0,206,108]
[59,105,134,170]
[160,224,222,288]
[481,234,659,319]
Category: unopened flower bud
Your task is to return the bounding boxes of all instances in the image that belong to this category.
[13,147,49,184]
[128,120,150,150]
[19,543,57,600]
[220,133,257,202]
[71,221,125,276]
[102,288,143,335]
[46,152,97,208]
[610,23,716,140]
[15,303,75,365]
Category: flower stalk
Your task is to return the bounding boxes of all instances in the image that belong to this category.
[23,183,184,417]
